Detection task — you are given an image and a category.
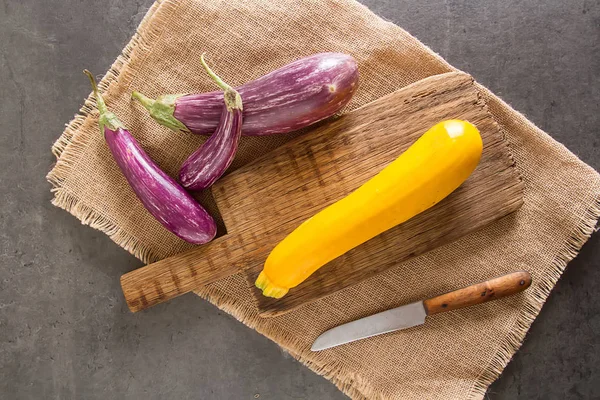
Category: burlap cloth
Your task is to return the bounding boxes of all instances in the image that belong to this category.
[47,0,600,398]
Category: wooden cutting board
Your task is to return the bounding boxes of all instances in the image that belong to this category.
[120,72,524,316]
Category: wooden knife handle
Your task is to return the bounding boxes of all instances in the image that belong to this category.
[423,271,532,315]
[120,234,259,313]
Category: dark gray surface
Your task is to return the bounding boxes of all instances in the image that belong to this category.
[0,0,598,398]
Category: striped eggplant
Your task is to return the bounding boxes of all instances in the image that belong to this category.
[131,52,359,136]
[84,70,216,244]
[178,55,243,191]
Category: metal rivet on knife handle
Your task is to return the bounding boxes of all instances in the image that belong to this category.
[422,271,532,315]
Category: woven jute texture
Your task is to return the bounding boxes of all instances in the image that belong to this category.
[47,1,600,399]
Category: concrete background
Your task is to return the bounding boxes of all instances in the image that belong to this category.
[0,0,598,398]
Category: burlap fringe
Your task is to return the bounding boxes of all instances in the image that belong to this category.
[466,193,600,399]
[49,190,162,263]
[46,0,174,264]
[198,287,382,400]
[49,0,167,161]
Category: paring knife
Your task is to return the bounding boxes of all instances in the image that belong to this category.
[311,271,532,351]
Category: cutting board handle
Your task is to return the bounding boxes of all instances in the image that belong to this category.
[120,234,257,312]
[423,271,532,315]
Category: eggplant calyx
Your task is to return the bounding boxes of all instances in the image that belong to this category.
[223,89,243,112]
[131,91,190,133]
[200,53,243,112]
[83,70,124,133]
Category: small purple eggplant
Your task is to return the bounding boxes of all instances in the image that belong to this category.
[178,54,243,191]
[132,53,359,136]
[83,70,216,244]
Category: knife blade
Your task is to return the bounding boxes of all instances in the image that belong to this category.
[311,271,531,351]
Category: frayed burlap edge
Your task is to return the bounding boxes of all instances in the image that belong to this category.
[196,285,381,400]
[49,189,163,263]
[46,0,174,264]
[464,91,600,399]
[45,0,600,398]
[468,193,600,398]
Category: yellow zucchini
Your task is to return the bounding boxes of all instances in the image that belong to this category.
[255,119,483,298]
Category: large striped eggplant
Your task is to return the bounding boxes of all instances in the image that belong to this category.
[84,70,216,244]
[132,53,359,136]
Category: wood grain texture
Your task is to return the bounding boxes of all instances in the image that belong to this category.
[120,233,269,312]
[423,271,532,315]
[120,72,524,314]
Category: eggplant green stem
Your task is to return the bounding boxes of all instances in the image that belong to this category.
[130,91,190,133]
[200,53,232,92]
[131,91,155,110]
[83,70,123,132]
[200,53,243,111]
[84,69,107,115]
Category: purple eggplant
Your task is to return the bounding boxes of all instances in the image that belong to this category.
[178,55,243,191]
[83,70,216,244]
[131,52,359,136]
